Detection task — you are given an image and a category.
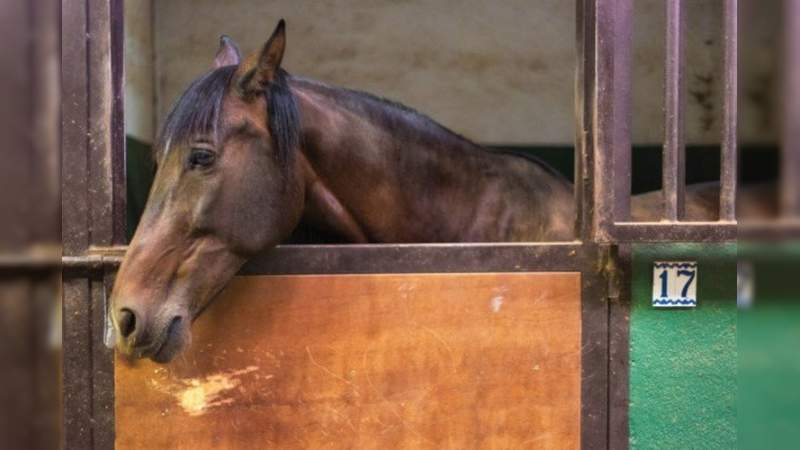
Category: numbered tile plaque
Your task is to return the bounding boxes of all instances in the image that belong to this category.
[652,262,698,308]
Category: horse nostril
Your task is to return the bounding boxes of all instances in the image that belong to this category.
[118,308,137,339]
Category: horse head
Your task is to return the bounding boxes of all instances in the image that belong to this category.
[110,20,304,362]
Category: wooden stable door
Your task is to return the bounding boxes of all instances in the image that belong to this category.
[116,273,582,449]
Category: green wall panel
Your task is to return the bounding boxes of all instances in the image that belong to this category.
[630,244,737,449]
[126,136,155,241]
[737,243,800,450]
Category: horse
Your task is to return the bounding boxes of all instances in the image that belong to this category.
[110,20,745,363]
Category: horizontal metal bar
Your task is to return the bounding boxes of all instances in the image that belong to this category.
[64,246,125,272]
[609,222,737,242]
[0,247,124,275]
[8,243,603,277]
[738,220,800,241]
[0,253,60,271]
[63,254,123,271]
[242,242,590,275]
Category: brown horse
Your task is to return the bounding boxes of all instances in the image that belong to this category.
[110,20,741,362]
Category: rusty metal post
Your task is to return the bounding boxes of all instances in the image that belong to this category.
[720,0,738,221]
[663,0,686,221]
[575,0,595,241]
[61,1,92,447]
[0,0,61,448]
[62,0,125,448]
[590,0,633,242]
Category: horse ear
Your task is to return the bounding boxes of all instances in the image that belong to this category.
[213,35,241,68]
[242,19,286,91]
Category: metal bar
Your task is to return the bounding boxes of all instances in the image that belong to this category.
[0,0,33,251]
[110,0,126,245]
[62,278,92,450]
[579,243,610,450]
[62,0,89,258]
[608,245,631,450]
[87,0,114,247]
[783,0,800,217]
[64,254,123,270]
[720,0,738,221]
[0,255,60,272]
[612,222,737,242]
[91,275,115,450]
[62,1,122,448]
[0,0,60,447]
[575,0,595,240]
[90,3,124,445]
[242,242,586,275]
[61,1,92,447]
[591,0,634,242]
[663,0,687,221]
[738,220,800,241]
[611,0,633,226]
[30,0,61,247]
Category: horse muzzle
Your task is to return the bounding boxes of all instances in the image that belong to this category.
[112,304,190,363]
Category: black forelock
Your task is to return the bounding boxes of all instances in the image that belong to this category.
[157,65,238,160]
[156,65,299,168]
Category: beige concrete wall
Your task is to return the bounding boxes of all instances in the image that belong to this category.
[124,0,154,142]
[137,0,778,146]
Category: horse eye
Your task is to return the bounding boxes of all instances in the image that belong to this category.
[188,148,216,169]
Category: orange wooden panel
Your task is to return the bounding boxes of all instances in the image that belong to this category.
[116,273,581,449]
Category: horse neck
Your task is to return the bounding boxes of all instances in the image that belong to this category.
[289,79,571,242]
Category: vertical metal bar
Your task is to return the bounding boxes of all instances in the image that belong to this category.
[87,1,123,448]
[61,0,93,448]
[783,0,800,217]
[0,0,61,447]
[720,0,738,222]
[111,0,127,244]
[87,0,114,247]
[575,0,595,240]
[611,0,633,227]
[62,3,89,258]
[63,0,123,448]
[663,0,687,221]
[62,279,93,450]
[30,0,61,246]
[608,245,631,450]
[580,244,610,450]
[91,276,115,450]
[592,0,633,242]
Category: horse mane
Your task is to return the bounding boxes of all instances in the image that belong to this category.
[289,76,481,150]
[288,76,565,179]
[157,65,300,168]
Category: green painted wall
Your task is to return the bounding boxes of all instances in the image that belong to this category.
[126,136,155,241]
[737,243,800,450]
[630,244,737,449]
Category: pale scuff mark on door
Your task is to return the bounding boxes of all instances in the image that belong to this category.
[490,285,509,313]
[490,295,504,313]
[149,366,260,416]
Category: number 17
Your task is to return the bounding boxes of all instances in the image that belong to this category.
[659,269,696,298]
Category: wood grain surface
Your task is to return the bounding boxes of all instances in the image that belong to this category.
[116,273,581,449]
